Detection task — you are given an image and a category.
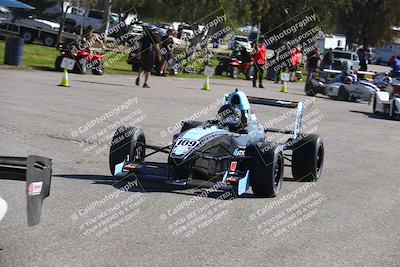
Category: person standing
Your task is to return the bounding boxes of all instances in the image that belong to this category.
[253,41,267,88]
[358,48,368,71]
[136,25,157,88]
[81,25,106,50]
[391,55,400,77]
[159,29,174,76]
[290,47,301,82]
[306,47,320,81]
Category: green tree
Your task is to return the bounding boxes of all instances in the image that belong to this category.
[333,0,400,47]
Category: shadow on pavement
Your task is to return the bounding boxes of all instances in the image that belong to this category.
[350,110,396,120]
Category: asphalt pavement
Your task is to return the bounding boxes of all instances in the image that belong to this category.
[0,69,399,266]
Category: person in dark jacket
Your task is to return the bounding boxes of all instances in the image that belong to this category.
[321,48,333,79]
[306,47,320,81]
[358,48,368,71]
[135,26,157,88]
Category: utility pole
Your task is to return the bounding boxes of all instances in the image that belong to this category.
[103,0,112,38]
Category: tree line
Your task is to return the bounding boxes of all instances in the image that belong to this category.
[23,0,400,47]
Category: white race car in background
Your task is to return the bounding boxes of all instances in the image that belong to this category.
[372,91,400,119]
[305,70,379,102]
[0,196,6,222]
[372,74,400,119]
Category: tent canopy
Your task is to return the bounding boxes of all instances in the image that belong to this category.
[0,0,35,10]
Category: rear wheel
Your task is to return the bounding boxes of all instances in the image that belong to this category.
[250,144,284,197]
[338,85,350,101]
[230,66,239,78]
[42,35,56,47]
[55,56,63,72]
[109,126,145,176]
[21,30,34,43]
[292,134,324,182]
[215,65,224,75]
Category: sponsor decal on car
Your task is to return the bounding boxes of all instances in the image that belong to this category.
[27,181,43,196]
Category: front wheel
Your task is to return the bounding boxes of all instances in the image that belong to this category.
[291,134,324,182]
[372,95,379,114]
[92,62,104,75]
[305,79,319,96]
[250,144,284,197]
[109,126,146,176]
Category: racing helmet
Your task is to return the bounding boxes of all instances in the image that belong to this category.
[383,76,392,84]
[344,76,353,84]
[217,104,242,130]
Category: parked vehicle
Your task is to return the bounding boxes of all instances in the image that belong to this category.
[332,50,360,71]
[55,44,105,75]
[1,17,76,46]
[215,48,254,80]
[228,35,251,50]
[65,8,121,34]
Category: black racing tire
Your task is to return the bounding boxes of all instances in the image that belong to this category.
[338,85,350,101]
[109,126,146,176]
[180,121,203,133]
[230,66,239,78]
[245,65,254,80]
[304,80,317,96]
[372,95,379,114]
[250,144,284,197]
[215,65,224,75]
[291,134,324,182]
[55,56,63,72]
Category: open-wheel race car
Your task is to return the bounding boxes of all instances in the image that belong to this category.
[372,74,400,120]
[109,90,324,197]
[305,69,379,102]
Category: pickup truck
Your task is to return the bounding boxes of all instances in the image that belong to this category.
[331,50,360,71]
[1,18,77,46]
[65,8,121,34]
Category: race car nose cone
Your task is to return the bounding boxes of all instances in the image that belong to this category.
[0,196,7,222]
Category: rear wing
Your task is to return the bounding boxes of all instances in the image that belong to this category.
[0,155,52,226]
[247,96,304,139]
